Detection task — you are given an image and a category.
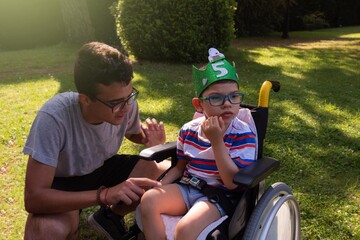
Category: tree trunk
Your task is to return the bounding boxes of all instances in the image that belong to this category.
[281,0,290,39]
[60,0,95,43]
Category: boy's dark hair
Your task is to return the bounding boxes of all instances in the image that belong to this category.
[74,42,133,99]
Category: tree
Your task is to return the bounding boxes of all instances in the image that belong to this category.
[234,0,286,37]
[280,0,297,39]
[59,0,95,43]
[87,0,120,47]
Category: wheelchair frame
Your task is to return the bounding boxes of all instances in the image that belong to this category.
[125,80,300,240]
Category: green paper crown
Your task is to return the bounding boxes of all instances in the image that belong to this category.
[193,48,239,97]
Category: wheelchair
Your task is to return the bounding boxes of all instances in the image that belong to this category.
[124,80,301,240]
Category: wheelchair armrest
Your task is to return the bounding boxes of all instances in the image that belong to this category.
[233,157,280,188]
[139,141,177,162]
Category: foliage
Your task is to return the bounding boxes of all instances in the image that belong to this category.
[234,0,293,37]
[59,0,95,44]
[0,0,65,50]
[235,0,360,36]
[60,0,120,45]
[87,0,121,47]
[113,0,236,63]
[0,0,119,50]
[288,0,360,30]
[0,0,359,50]
[302,11,329,31]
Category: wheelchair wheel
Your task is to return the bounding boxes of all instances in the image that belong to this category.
[242,182,300,240]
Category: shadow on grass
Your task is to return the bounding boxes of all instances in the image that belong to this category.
[261,47,359,238]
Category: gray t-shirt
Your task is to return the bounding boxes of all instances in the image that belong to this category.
[23,92,141,177]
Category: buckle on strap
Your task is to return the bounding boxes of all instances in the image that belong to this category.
[179,175,207,190]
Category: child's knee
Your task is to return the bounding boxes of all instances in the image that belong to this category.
[141,188,156,203]
[174,219,193,239]
[140,189,158,213]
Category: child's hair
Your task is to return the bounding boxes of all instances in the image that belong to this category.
[74,42,133,99]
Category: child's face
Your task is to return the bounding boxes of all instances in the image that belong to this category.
[197,81,240,127]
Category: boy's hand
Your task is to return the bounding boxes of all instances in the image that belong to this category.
[109,178,162,205]
[141,118,166,147]
[201,116,226,142]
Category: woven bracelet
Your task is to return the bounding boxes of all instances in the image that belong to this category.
[104,187,110,206]
[96,186,106,206]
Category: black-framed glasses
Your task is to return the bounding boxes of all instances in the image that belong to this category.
[199,92,244,106]
[95,87,139,113]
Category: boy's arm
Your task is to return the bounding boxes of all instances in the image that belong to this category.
[24,156,161,214]
[24,156,99,213]
[210,138,240,190]
[160,159,188,185]
[202,117,240,190]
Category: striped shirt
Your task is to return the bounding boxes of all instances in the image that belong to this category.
[177,116,256,190]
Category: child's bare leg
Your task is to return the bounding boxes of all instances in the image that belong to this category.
[175,200,221,240]
[140,184,187,240]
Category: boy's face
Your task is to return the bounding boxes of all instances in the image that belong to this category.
[81,82,136,125]
[194,81,240,127]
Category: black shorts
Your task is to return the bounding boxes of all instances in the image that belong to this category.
[51,154,140,191]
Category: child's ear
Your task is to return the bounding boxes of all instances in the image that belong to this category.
[192,98,203,112]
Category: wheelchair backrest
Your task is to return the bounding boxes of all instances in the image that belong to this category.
[240,104,269,159]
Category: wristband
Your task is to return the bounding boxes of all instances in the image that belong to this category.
[96,186,106,206]
[104,187,110,206]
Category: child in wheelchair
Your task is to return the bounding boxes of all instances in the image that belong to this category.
[140,48,257,240]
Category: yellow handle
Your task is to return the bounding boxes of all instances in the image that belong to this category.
[258,80,278,108]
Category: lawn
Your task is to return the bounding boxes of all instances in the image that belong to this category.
[0,26,359,239]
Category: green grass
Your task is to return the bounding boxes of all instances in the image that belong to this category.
[1,26,359,239]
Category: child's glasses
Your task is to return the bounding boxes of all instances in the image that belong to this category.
[200,92,244,106]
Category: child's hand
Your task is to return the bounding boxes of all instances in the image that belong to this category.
[201,116,226,142]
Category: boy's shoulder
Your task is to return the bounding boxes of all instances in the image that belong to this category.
[181,116,205,129]
[235,108,257,134]
[40,92,78,115]
[230,110,256,135]
[231,117,252,132]
[43,92,77,106]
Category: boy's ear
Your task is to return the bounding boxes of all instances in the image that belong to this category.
[78,93,91,106]
[192,98,203,112]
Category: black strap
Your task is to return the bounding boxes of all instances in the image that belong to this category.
[202,185,240,217]
[178,175,241,216]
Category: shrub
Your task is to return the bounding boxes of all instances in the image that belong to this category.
[303,11,329,31]
[113,0,236,63]
[234,0,285,37]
